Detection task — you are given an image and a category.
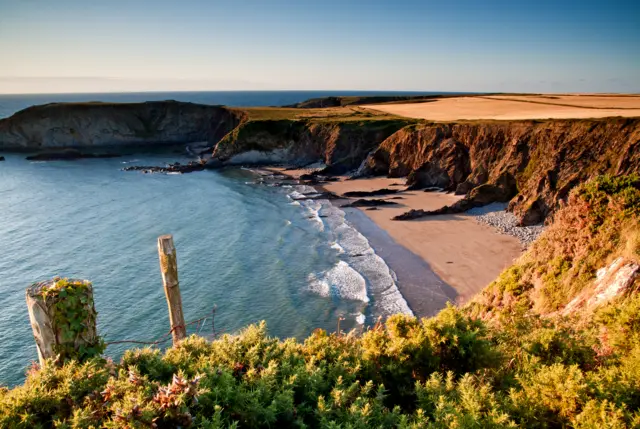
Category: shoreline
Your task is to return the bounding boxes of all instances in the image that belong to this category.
[343,207,457,317]
[261,167,452,317]
[268,167,524,308]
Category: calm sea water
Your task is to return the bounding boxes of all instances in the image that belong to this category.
[0,91,431,386]
[0,90,459,119]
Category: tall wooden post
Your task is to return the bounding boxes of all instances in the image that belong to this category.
[158,235,186,344]
[26,278,102,366]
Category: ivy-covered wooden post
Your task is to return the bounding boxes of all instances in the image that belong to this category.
[158,235,187,344]
[26,278,104,366]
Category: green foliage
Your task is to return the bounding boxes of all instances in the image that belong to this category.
[478,174,640,313]
[38,278,105,363]
[3,175,640,427]
[4,301,639,427]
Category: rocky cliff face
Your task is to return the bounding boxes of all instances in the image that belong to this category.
[212,119,407,173]
[361,118,640,224]
[0,101,244,149]
[4,100,638,227]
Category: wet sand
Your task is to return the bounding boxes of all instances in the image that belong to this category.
[366,94,640,121]
[272,168,523,304]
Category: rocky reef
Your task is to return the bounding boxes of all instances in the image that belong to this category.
[0,101,244,149]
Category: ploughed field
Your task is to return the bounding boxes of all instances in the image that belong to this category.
[366,94,640,121]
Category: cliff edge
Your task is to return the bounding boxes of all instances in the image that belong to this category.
[0,101,245,149]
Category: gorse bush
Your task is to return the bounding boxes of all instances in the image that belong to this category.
[2,303,640,428]
[479,174,640,314]
[1,175,639,428]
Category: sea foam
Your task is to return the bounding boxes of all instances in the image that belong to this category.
[291,184,413,320]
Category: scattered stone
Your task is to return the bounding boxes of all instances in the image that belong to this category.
[467,203,545,246]
[26,149,121,161]
[366,207,379,211]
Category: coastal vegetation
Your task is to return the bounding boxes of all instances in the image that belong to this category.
[1,175,639,428]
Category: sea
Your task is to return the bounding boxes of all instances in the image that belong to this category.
[0,91,450,386]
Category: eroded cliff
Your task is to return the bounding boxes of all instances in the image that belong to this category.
[212,119,408,173]
[0,101,245,149]
[360,118,640,224]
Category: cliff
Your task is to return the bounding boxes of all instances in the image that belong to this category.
[0,101,245,149]
[359,118,640,224]
[212,118,408,173]
[211,115,640,225]
[3,100,639,227]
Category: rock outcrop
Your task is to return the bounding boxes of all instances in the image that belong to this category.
[361,118,640,224]
[212,119,407,174]
[561,257,639,316]
[0,101,244,149]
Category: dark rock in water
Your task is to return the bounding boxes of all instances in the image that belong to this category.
[123,160,205,174]
[343,199,397,208]
[0,156,5,161]
[299,173,317,181]
[290,192,341,201]
[342,188,400,197]
[26,149,121,161]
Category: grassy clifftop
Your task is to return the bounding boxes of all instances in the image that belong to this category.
[1,176,639,428]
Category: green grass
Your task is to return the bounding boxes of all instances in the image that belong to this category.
[233,106,410,122]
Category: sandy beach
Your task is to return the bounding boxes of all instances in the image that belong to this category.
[275,169,523,303]
[365,94,640,121]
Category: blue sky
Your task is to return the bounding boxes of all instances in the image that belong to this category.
[0,0,638,93]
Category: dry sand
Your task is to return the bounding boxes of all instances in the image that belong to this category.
[275,168,523,303]
[365,94,640,121]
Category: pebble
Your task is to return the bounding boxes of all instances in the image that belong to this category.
[467,203,545,246]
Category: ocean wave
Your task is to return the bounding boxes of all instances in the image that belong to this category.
[307,261,369,303]
[296,182,413,317]
[330,242,345,254]
[300,199,324,231]
[288,191,306,200]
[291,182,412,318]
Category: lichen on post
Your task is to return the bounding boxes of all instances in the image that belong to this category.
[25,277,104,366]
[158,235,187,344]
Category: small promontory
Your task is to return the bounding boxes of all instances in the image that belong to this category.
[0,101,244,149]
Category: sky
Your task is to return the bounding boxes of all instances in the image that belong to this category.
[0,0,639,94]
